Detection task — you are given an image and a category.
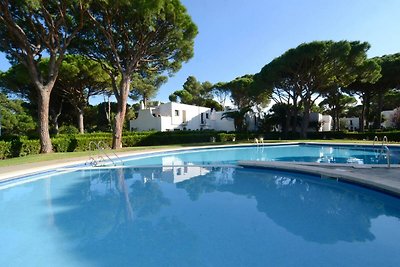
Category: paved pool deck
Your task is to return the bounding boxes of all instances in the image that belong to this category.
[238,161,400,197]
[0,142,399,197]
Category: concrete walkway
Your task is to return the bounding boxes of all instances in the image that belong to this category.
[238,161,400,197]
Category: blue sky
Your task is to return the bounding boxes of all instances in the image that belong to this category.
[1,0,400,103]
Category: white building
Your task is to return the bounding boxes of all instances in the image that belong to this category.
[381,109,398,129]
[309,113,332,132]
[339,117,360,131]
[130,102,236,132]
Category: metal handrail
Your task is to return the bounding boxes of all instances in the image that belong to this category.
[382,135,388,146]
[372,136,391,168]
[382,145,391,168]
[86,141,123,167]
[97,141,124,166]
[373,135,379,146]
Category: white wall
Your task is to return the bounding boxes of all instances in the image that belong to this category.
[207,111,235,131]
[339,117,360,131]
[309,112,332,132]
[321,115,332,131]
[130,109,162,131]
[130,102,237,132]
[381,110,395,128]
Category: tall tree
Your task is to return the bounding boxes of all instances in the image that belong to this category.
[75,0,197,149]
[218,74,271,110]
[0,93,36,136]
[168,76,222,110]
[257,41,380,137]
[221,106,252,132]
[57,55,110,133]
[369,54,400,128]
[0,0,86,153]
[130,72,167,108]
[319,90,357,131]
[212,83,230,109]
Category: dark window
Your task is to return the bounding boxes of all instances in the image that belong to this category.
[175,110,179,116]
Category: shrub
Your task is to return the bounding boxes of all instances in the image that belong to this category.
[0,141,12,159]
[59,125,80,135]
[52,138,73,153]
[17,139,40,157]
[72,136,113,151]
[217,133,236,142]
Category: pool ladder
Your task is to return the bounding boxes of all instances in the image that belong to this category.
[373,136,391,168]
[86,141,124,167]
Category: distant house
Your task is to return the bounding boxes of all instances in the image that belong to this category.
[309,113,332,132]
[381,109,397,129]
[129,102,236,132]
[339,117,360,131]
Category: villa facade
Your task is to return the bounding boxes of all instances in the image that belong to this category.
[129,102,237,132]
[339,117,360,131]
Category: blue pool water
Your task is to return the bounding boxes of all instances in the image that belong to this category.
[1,144,400,266]
[122,144,400,166]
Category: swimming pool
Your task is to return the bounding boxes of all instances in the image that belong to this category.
[122,143,400,166]
[1,144,400,266]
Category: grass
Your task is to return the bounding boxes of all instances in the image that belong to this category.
[0,139,398,168]
[0,145,181,168]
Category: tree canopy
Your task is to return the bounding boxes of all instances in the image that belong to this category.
[257,40,381,136]
[73,0,198,148]
[0,0,87,152]
[216,74,270,110]
[169,76,222,110]
[130,72,167,108]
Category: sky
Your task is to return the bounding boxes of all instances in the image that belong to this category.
[1,0,400,104]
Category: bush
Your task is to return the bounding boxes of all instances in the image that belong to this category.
[0,141,12,159]
[52,138,73,153]
[72,136,113,151]
[17,139,40,157]
[217,133,236,142]
[59,125,79,135]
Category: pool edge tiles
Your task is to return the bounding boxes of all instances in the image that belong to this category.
[238,160,400,198]
[0,142,300,182]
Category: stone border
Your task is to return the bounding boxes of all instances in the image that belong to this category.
[237,161,400,197]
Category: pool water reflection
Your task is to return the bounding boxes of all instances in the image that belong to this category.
[1,167,400,266]
[122,144,400,167]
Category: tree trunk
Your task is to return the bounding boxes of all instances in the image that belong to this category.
[117,168,134,221]
[300,110,310,138]
[283,111,290,139]
[50,100,63,135]
[336,112,340,131]
[38,90,53,153]
[360,92,371,132]
[78,108,84,134]
[300,100,311,138]
[51,116,59,135]
[291,106,299,135]
[374,91,384,129]
[112,78,130,149]
[360,103,365,132]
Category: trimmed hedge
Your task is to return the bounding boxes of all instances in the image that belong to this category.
[0,141,12,159]
[1,130,400,160]
[15,139,41,157]
[218,133,236,142]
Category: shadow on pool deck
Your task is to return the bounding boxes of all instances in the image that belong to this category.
[238,161,400,197]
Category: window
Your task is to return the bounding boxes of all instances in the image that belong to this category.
[350,120,353,126]
[206,113,209,119]
[174,110,179,116]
